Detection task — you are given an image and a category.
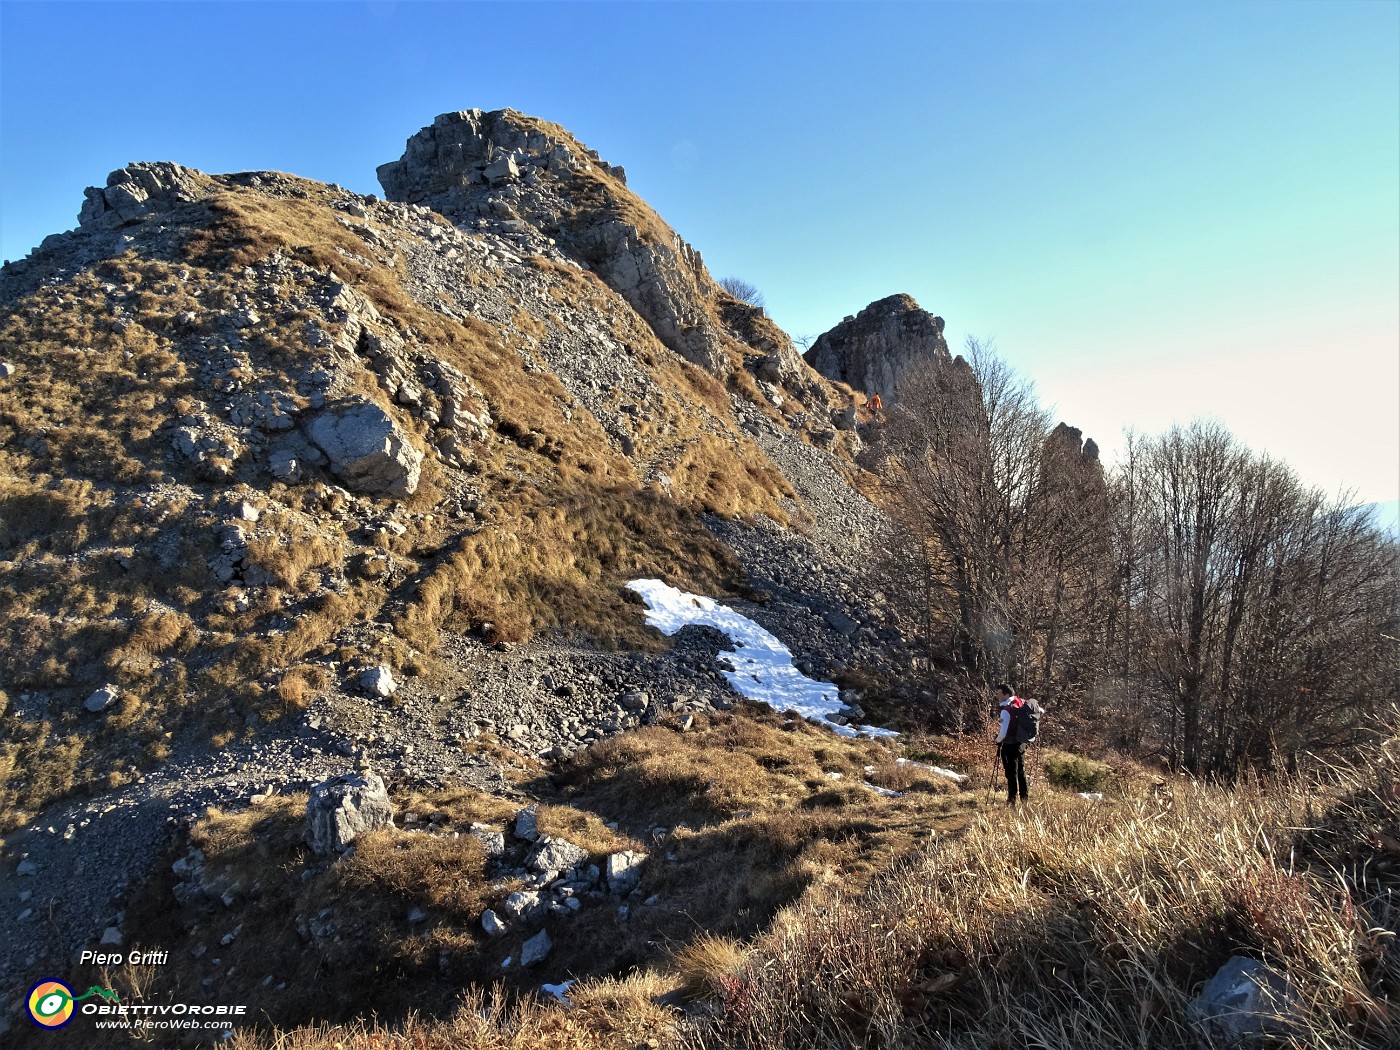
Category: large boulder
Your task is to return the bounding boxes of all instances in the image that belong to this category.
[304,397,422,498]
[804,293,950,403]
[304,772,395,854]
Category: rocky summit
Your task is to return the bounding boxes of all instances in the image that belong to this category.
[0,107,946,1029]
[804,292,951,401]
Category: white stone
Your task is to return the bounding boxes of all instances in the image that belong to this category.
[513,806,539,842]
[527,836,588,874]
[0,362,15,378]
[605,851,647,895]
[520,929,552,967]
[359,665,397,698]
[85,685,119,713]
[481,909,506,937]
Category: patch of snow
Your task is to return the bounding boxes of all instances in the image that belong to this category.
[626,579,896,738]
[864,758,967,784]
[863,782,904,798]
[542,980,575,1003]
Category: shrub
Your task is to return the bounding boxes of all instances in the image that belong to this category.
[1040,748,1112,792]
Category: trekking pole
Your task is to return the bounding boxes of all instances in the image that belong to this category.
[984,697,1000,798]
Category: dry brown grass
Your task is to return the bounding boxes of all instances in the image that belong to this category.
[673,934,748,1002]
[75,708,983,1048]
[226,976,680,1050]
[679,747,1400,1050]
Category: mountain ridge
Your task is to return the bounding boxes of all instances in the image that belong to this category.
[0,109,940,1018]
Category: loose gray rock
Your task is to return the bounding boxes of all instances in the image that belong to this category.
[0,362,15,379]
[527,836,588,874]
[304,772,395,854]
[100,927,123,947]
[499,890,542,922]
[513,806,540,842]
[481,909,506,937]
[469,825,507,858]
[823,610,859,637]
[269,447,301,482]
[605,850,647,895]
[16,858,37,877]
[84,685,120,713]
[618,689,649,712]
[305,397,422,498]
[520,929,552,968]
[1188,955,1302,1046]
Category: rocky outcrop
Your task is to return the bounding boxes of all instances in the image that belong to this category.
[79,162,211,229]
[305,397,423,498]
[1049,422,1101,463]
[378,109,814,386]
[804,294,950,402]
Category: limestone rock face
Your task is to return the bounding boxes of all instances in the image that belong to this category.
[305,397,422,498]
[79,162,211,229]
[378,108,813,385]
[304,772,395,854]
[804,294,950,402]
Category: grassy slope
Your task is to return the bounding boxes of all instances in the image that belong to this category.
[0,171,809,828]
[208,739,1399,1050]
[23,705,975,1049]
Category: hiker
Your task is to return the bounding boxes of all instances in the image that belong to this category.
[867,392,884,422]
[994,683,1040,806]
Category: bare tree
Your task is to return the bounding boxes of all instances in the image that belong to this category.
[719,276,765,311]
[876,338,1056,726]
[1110,421,1398,774]
[873,347,1396,768]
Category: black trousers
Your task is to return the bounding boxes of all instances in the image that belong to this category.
[1001,742,1028,801]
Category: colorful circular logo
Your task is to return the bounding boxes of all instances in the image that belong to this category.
[27,979,76,1028]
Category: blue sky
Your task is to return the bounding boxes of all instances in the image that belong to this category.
[2,1,1397,510]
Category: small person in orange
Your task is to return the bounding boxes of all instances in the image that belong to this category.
[867,392,884,422]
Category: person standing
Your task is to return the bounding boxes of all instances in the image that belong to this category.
[994,683,1030,806]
